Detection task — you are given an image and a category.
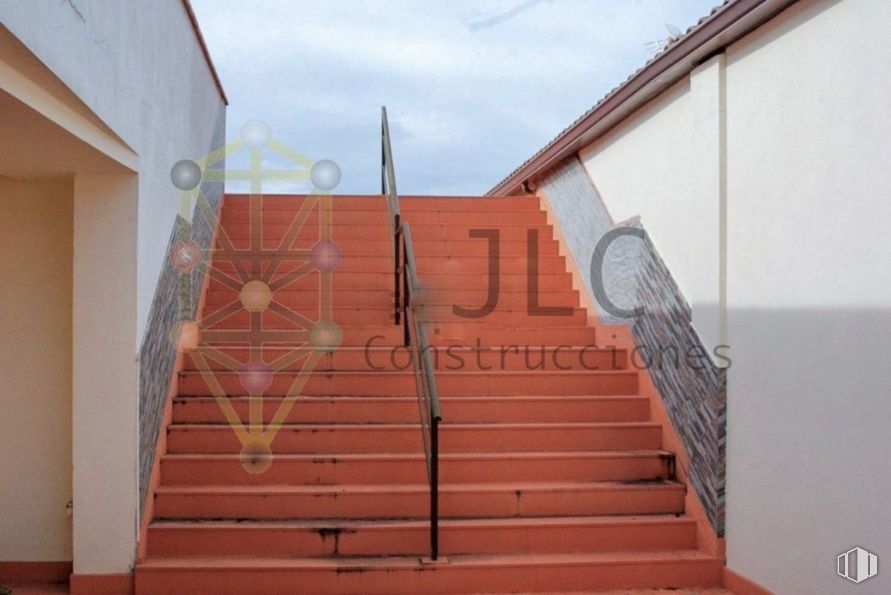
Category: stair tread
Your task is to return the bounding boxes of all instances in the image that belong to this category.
[169,421,660,429]
[178,370,635,377]
[149,514,694,530]
[162,449,674,461]
[156,479,684,495]
[172,395,646,402]
[138,549,719,569]
[222,221,552,228]
[187,345,612,352]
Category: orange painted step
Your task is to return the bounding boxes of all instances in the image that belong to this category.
[159,450,676,486]
[136,551,722,594]
[200,324,600,347]
[203,286,581,310]
[220,208,548,225]
[204,269,572,292]
[221,194,541,211]
[218,222,554,243]
[136,550,722,594]
[171,395,647,425]
[214,237,561,256]
[201,306,587,328]
[152,479,685,520]
[176,370,639,397]
[165,421,663,454]
[208,254,570,275]
[183,345,627,372]
[146,515,697,558]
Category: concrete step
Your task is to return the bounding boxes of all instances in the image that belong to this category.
[176,370,640,397]
[213,237,561,256]
[159,450,677,486]
[145,515,698,558]
[135,550,723,594]
[199,306,588,329]
[220,208,548,226]
[204,269,573,292]
[183,345,628,373]
[207,254,570,275]
[217,221,554,242]
[203,286,580,312]
[171,395,647,425]
[165,421,663,454]
[152,479,685,520]
[197,324,600,347]
[221,194,541,212]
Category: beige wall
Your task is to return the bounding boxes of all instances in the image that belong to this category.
[71,173,139,574]
[0,175,73,561]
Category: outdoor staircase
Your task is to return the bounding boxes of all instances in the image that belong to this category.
[135,194,724,593]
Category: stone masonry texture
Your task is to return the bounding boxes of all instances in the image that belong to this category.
[541,158,726,535]
[137,107,226,511]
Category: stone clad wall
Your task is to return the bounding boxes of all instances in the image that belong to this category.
[630,224,726,534]
[137,108,226,510]
[540,158,726,535]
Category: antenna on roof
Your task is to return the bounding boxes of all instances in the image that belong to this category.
[644,23,683,55]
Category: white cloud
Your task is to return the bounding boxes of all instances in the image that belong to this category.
[191,0,720,194]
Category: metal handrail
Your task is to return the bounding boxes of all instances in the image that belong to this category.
[381,106,442,560]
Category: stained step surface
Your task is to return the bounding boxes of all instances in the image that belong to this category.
[136,551,723,594]
[138,194,717,593]
[153,480,686,520]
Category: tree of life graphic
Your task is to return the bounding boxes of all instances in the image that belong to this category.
[169,119,343,474]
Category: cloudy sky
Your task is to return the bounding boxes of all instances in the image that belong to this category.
[191,0,718,195]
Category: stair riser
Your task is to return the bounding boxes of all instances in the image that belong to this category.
[221,195,541,211]
[172,397,647,424]
[205,270,573,292]
[183,347,627,373]
[220,209,548,225]
[201,308,587,328]
[200,325,599,347]
[213,238,561,256]
[218,223,553,242]
[160,454,675,486]
[135,559,722,595]
[177,371,639,397]
[153,485,684,520]
[206,285,576,306]
[146,520,696,557]
[209,255,569,275]
[166,425,662,454]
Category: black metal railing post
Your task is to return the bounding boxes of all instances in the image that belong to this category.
[394,217,401,325]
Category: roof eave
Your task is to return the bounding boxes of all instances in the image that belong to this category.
[487,0,798,196]
[181,0,229,106]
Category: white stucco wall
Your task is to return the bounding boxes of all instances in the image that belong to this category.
[0,177,73,562]
[723,1,891,593]
[576,1,890,593]
[580,63,725,354]
[0,0,226,343]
